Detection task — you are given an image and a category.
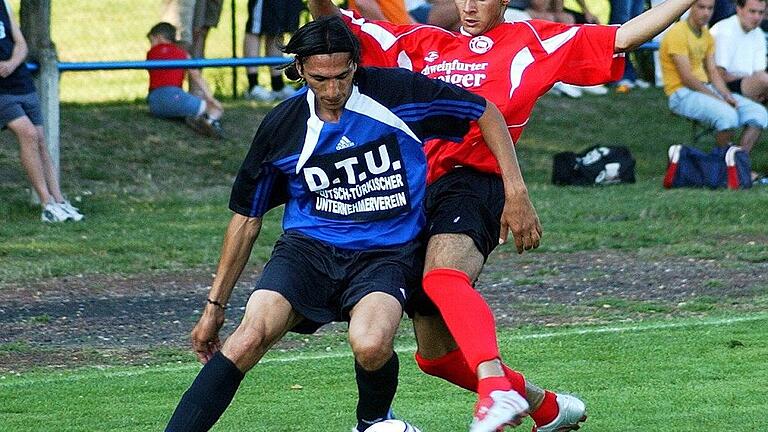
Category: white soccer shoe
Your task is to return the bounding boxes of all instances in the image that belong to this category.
[533,394,587,432]
[41,202,71,223]
[470,389,529,432]
[59,200,84,222]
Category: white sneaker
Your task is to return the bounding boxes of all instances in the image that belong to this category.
[634,79,651,89]
[59,200,84,222]
[271,86,297,101]
[533,394,587,432]
[580,84,608,95]
[552,82,582,98]
[470,389,529,432]
[245,85,274,102]
[41,202,71,223]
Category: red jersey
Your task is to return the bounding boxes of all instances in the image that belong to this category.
[147,43,188,91]
[340,10,625,183]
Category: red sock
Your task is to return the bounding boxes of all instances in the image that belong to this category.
[422,268,501,371]
[414,349,477,392]
[477,376,511,399]
[415,350,528,398]
[502,364,527,398]
[531,391,558,426]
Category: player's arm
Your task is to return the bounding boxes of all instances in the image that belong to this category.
[476,102,542,254]
[192,213,262,363]
[0,5,28,78]
[307,0,342,18]
[614,0,696,52]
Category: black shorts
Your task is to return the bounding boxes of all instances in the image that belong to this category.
[425,167,504,260]
[245,0,304,35]
[255,231,424,334]
[726,78,743,94]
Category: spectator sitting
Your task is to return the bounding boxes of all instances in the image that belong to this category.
[146,22,223,138]
[0,0,83,222]
[243,0,301,102]
[660,0,767,154]
[711,0,768,104]
[407,0,460,30]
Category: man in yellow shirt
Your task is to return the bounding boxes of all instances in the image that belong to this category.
[660,0,767,152]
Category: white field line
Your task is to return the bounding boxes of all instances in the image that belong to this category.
[1,313,765,387]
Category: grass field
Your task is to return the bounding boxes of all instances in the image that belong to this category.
[2,26,768,430]
[1,314,767,431]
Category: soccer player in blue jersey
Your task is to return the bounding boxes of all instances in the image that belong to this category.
[163,16,540,432]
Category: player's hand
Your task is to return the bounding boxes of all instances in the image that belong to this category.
[498,191,542,254]
[0,61,16,78]
[724,94,738,107]
[191,307,225,364]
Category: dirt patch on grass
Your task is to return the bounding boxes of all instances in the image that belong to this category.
[1,249,766,372]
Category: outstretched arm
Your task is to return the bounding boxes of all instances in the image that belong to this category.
[192,213,262,363]
[614,0,695,52]
[307,0,342,19]
[476,102,542,254]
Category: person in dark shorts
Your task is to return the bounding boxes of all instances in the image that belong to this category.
[0,0,82,222]
[163,15,539,432]
[243,0,304,101]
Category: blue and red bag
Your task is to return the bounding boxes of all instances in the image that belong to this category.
[663,145,752,189]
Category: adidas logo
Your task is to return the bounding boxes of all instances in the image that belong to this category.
[335,136,355,151]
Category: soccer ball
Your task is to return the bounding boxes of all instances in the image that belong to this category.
[365,420,422,432]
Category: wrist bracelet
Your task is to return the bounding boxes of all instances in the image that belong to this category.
[206,298,227,310]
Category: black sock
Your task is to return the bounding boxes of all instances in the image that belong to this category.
[271,74,285,92]
[247,73,259,91]
[355,352,399,431]
[165,351,245,432]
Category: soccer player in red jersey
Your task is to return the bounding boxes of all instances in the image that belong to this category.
[308,1,700,431]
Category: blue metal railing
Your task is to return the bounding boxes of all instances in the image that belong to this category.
[25,56,291,72]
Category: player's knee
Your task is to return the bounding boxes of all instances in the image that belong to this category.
[351,336,394,370]
[714,112,739,132]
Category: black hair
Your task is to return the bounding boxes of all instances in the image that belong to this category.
[148,22,177,42]
[736,0,765,8]
[281,15,361,81]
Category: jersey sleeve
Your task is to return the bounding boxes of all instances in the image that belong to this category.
[386,69,487,143]
[229,112,288,217]
[526,20,624,86]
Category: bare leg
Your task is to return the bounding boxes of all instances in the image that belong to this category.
[7,117,57,205]
[738,126,762,154]
[715,130,734,147]
[221,290,302,372]
[243,32,261,78]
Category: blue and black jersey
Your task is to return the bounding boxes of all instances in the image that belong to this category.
[0,2,33,95]
[229,66,486,250]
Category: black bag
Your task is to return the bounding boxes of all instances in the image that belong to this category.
[552,145,636,186]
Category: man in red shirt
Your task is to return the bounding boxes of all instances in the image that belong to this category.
[308,1,700,431]
[146,22,224,138]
